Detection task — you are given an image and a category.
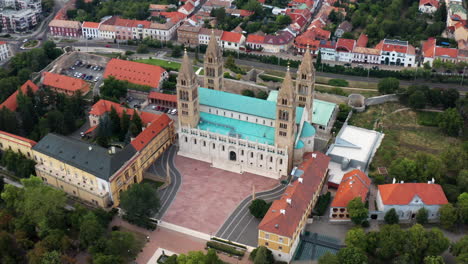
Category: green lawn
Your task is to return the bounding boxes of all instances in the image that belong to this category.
[135,58,200,72]
[348,103,461,171]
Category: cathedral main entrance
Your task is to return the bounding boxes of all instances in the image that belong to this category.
[229,151,237,161]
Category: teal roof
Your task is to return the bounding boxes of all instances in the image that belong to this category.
[296,140,305,149]
[199,87,303,124]
[312,100,336,127]
[266,90,278,102]
[300,122,316,138]
[297,3,308,9]
[199,112,275,145]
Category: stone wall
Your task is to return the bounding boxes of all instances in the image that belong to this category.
[315,91,348,105]
[365,94,398,106]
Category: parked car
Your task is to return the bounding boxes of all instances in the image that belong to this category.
[94,76,100,82]
[170,109,177,115]
[134,104,141,109]
[105,45,110,48]
[151,105,156,110]
[156,106,161,111]
[344,63,351,67]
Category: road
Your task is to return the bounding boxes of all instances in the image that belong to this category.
[215,183,287,247]
[150,145,182,220]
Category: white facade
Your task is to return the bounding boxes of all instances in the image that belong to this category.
[0,42,10,61]
[376,192,443,221]
[82,26,99,39]
[199,33,221,45]
[319,46,337,61]
[380,50,416,67]
[338,51,353,62]
[419,4,437,13]
[221,37,245,51]
[352,50,380,64]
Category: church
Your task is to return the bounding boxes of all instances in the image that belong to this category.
[176,32,336,179]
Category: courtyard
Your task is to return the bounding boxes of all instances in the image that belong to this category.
[161,155,278,235]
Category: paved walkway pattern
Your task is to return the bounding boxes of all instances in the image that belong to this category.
[162,155,278,235]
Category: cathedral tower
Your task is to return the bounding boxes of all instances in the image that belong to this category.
[177,49,200,128]
[295,48,315,122]
[204,30,224,90]
[275,66,297,171]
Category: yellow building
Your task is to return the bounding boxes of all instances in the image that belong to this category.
[258,152,330,262]
[0,130,37,158]
[32,114,175,208]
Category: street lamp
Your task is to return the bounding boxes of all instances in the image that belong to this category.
[461,66,467,86]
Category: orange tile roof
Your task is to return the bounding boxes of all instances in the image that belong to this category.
[419,0,439,8]
[0,80,39,111]
[42,72,90,93]
[435,46,458,58]
[103,59,166,88]
[356,33,368,47]
[258,152,330,237]
[89,99,160,125]
[422,37,436,58]
[246,34,265,44]
[336,38,356,52]
[180,2,194,12]
[221,31,243,43]
[131,114,172,151]
[378,183,448,205]
[331,170,370,207]
[148,92,177,103]
[0,130,37,147]
[82,21,100,28]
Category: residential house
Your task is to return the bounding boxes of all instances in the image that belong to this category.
[178,1,195,15]
[375,183,448,222]
[356,33,368,47]
[263,31,294,53]
[82,21,100,39]
[41,72,91,96]
[49,19,81,37]
[246,34,265,50]
[220,31,245,51]
[0,80,38,111]
[329,169,370,222]
[258,152,330,262]
[336,38,356,62]
[177,24,201,46]
[103,58,168,89]
[226,9,254,17]
[352,47,380,64]
[199,28,222,45]
[422,38,459,66]
[318,40,337,61]
[98,24,116,40]
[334,21,352,38]
[376,39,416,67]
[0,41,10,61]
[419,0,439,13]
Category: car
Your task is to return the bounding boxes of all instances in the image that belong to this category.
[71,66,76,70]
[344,63,351,67]
[86,64,91,69]
[38,37,42,40]
[105,45,110,48]
[164,108,170,113]
[160,107,166,112]
[170,109,177,115]
[23,39,28,43]
[81,74,87,79]
[151,105,157,110]
[87,37,92,40]
[94,76,100,82]
[80,132,85,137]
[156,106,161,110]
[372,66,379,70]
[446,70,452,73]
[134,104,141,109]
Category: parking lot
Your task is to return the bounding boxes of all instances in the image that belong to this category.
[60,60,105,86]
[143,103,177,116]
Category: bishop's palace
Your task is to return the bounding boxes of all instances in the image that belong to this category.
[176,32,337,180]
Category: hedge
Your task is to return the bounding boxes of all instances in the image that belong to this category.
[122,214,157,230]
[313,192,331,216]
[328,79,349,87]
[206,241,245,256]
[211,237,247,249]
[259,74,282,82]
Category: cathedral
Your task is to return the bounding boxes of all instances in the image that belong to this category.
[176,32,334,179]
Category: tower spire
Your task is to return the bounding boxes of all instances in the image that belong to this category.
[204,29,224,90]
[279,62,294,100]
[295,43,316,123]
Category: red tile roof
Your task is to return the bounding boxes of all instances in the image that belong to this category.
[89,99,160,125]
[82,21,100,28]
[131,114,172,151]
[221,31,243,43]
[42,72,90,93]
[258,152,330,237]
[0,80,39,111]
[180,2,194,12]
[378,183,448,205]
[422,37,436,58]
[336,38,356,52]
[246,34,265,44]
[160,12,187,24]
[376,40,409,53]
[0,130,37,147]
[356,33,368,47]
[103,59,166,88]
[148,91,177,103]
[419,0,439,8]
[0,41,6,45]
[435,47,458,58]
[331,170,370,207]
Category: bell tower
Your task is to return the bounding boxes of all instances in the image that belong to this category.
[275,66,297,171]
[204,30,224,90]
[295,47,315,122]
[177,49,200,128]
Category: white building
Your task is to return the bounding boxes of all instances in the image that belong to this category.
[336,38,356,62]
[82,21,100,39]
[419,0,439,13]
[198,28,222,45]
[0,8,37,32]
[352,47,380,64]
[220,31,245,51]
[0,41,11,61]
[319,40,337,61]
[375,183,448,222]
[376,39,417,67]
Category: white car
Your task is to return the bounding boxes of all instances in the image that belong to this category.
[151,105,156,110]
[170,109,177,115]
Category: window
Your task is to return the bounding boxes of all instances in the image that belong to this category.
[280,123,287,129]
[212,143,215,149]
[279,246,283,250]
[279,110,289,121]
[281,98,288,105]
[279,131,287,137]
[265,242,269,246]
[279,237,283,243]
[265,234,270,239]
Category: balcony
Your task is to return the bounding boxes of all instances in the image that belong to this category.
[35,164,109,198]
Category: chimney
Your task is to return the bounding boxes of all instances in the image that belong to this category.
[275,224,279,229]
[280,209,286,215]
[298,178,303,183]
[432,178,435,184]
[286,198,292,205]
[400,180,404,184]
[88,146,92,151]
[392,178,396,184]
[311,153,317,158]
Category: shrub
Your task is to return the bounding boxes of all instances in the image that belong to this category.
[361,220,370,228]
[328,79,349,87]
[314,192,331,216]
[241,89,255,97]
[256,90,269,100]
[211,237,247,249]
[122,214,157,230]
[249,199,271,218]
[259,74,282,82]
[125,50,135,56]
[206,241,245,256]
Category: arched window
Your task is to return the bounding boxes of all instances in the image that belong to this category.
[281,98,288,105]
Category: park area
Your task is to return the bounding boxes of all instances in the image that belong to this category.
[348,102,462,173]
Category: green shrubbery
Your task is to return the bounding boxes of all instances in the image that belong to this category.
[0,150,36,178]
[314,192,331,216]
[259,74,282,82]
[328,79,349,87]
[206,241,245,256]
[249,199,272,218]
[211,238,247,249]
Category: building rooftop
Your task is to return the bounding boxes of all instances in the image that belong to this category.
[103,59,166,88]
[221,31,243,43]
[89,99,160,125]
[42,72,90,93]
[0,80,39,111]
[49,19,81,29]
[378,183,448,205]
[0,130,37,147]
[130,114,172,151]
[82,21,100,28]
[331,169,370,207]
[33,133,137,180]
[148,91,177,103]
[259,152,331,237]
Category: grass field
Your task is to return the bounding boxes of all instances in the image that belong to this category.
[348,103,461,170]
[135,58,200,72]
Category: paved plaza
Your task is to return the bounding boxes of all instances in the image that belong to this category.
[162,155,278,235]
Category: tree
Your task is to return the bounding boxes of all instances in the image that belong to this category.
[440,88,459,109]
[337,247,367,264]
[106,231,138,259]
[347,198,368,225]
[225,55,236,69]
[345,228,367,251]
[438,108,462,137]
[318,252,339,264]
[119,183,160,218]
[451,235,468,264]
[40,250,62,264]
[43,41,62,60]
[171,45,183,58]
[378,77,399,94]
[409,90,427,109]
[416,207,429,225]
[457,170,468,193]
[423,256,445,264]
[389,157,418,182]
[0,176,4,195]
[375,224,405,260]
[439,203,457,230]
[241,89,255,97]
[109,106,121,135]
[251,246,274,264]
[136,44,149,54]
[256,90,268,100]
[120,110,130,141]
[130,111,142,137]
[384,208,399,224]
[458,193,468,224]
[249,199,270,219]
[79,212,105,248]
[406,225,449,264]
[316,50,322,67]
